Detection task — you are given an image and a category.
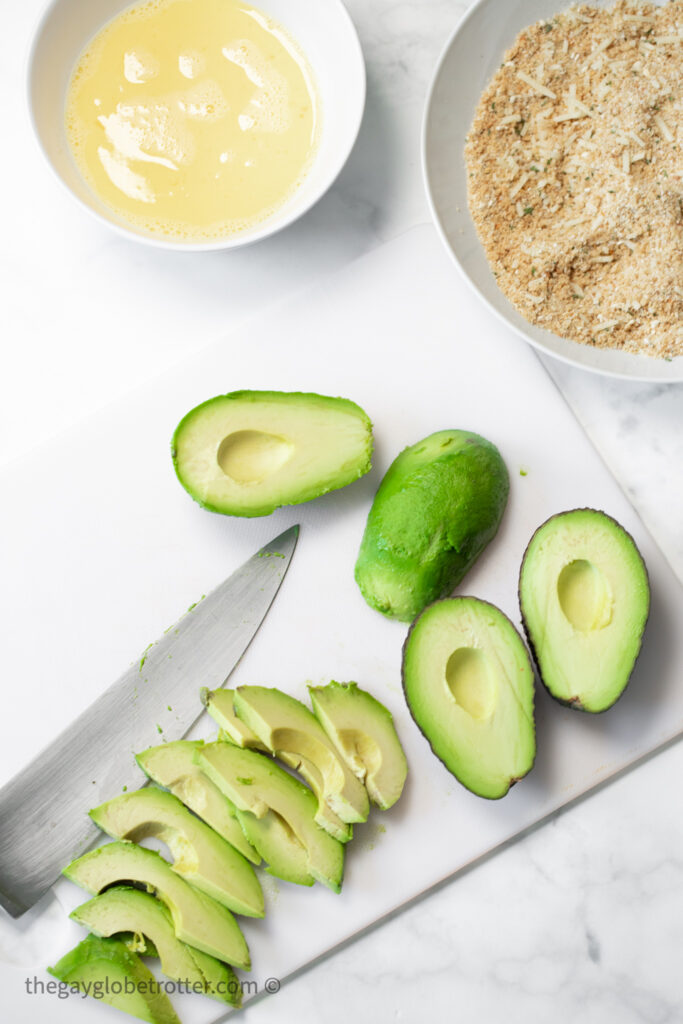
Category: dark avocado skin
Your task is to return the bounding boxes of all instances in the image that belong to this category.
[355,430,509,621]
[401,596,536,799]
[518,508,651,714]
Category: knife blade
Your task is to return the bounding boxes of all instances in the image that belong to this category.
[0,525,299,918]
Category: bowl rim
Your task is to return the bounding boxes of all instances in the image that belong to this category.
[25,0,366,253]
[421,0,683,383]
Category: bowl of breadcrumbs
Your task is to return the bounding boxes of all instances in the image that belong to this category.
[424,0,683,380]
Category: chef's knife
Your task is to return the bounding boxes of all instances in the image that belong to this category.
[0,525,299,918]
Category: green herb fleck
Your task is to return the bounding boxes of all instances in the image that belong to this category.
[237,777,253,786]
[139,643,153,671]
[156,724,163,734]
[523,206,534,216]
[519,468,528,477]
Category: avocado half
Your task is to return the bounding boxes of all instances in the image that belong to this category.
[402,597,536,799]
[355,429,509,621]
[519,508,650,713]
[172,390,373,517]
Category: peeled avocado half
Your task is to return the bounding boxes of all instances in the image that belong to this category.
[402,598,536,799]
[233,686,369,834]
[135,740,260,865]
[355,430,509,621]
[520,508,650,712]
[308,681,407,810]
[90,787,264,918]
[197,742,345,893]
[172,390,373,517]
[63,842,251,969]
[49,934,180,1024]
[70,887,241,1006]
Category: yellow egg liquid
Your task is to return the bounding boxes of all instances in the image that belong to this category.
[65,0,319,241]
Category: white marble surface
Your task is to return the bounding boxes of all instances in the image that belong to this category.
[1,0,682,1021]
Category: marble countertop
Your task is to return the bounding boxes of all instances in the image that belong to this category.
[2,0,682,1021]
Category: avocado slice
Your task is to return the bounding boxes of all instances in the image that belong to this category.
[355,430,509,621]
[308,681,408,810]
[197,743,344,893]
[49,934,181,1024]
[70,887,241,1006]
[402,597,535,799]
[136,740,260,865]
[206,687,354,841]
[519,508,650,712]
[234,808,315,887]
[63,842,250,969]
[172,390,373,517]
[234,686,369,832]
[203,688,267,749]
[90,787,264,918]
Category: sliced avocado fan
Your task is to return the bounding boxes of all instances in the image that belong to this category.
[90,787,264,918]
[136,740,260,865]
[70,887,241,1006]
[402,597,536,799]
[233,686,369,834]
[519,508,650,712]
[308,681,408,810]
[63,842,250,969]
[172,390,373,517]
[49,934,180,1024]
[197,743,344,893]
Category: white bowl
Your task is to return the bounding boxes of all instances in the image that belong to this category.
[27,0,365,251]
[423,0,683,382]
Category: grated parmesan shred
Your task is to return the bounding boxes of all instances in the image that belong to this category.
[465,0,683,360]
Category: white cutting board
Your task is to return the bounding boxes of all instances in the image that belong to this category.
[1,225,682,1023]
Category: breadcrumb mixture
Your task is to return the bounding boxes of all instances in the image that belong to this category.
[465,0,683,359]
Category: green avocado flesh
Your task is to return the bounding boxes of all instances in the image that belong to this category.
[49,934,181,1024]
[63,842,250,969]
[402,598,535,799]
[90,787,264,918]
[136,741,260,865]
[519,508,650,713]
[70,888,241,1006]
[355,429,509,621]
[203,688,267,749]
[308,681,408,810]
[172,390,373,517]
[234,807,315,887]
[197,743,345,893]
[233,686,368,836]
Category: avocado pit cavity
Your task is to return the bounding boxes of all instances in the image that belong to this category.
[557,558,613,632]
[217,430,294,484]
[445,647,496,720]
